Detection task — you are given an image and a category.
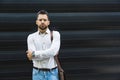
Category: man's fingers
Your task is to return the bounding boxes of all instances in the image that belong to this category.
[27,53,32,60]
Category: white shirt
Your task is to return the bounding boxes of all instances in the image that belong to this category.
[27,28,61,69]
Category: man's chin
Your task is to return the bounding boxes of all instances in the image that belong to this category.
[39,27,47,30]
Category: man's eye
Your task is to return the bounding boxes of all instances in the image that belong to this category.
[38,19,42,21]
[44,19,47,21]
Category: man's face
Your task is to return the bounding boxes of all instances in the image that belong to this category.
[36,14,50,30]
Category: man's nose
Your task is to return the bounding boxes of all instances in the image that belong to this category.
[41,20,44,23]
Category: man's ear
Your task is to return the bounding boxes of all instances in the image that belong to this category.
[48,20,50,25]
[36,20,38,25]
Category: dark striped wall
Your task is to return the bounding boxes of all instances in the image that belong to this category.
[0,0,120,80]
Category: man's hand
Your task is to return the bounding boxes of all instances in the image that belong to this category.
[26,50,33,60]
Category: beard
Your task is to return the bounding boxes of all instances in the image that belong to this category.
[38,24,48,30]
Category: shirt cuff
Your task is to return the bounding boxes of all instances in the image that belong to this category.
[32,51,35,57]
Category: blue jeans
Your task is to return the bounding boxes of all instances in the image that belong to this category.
[32,68,59,80]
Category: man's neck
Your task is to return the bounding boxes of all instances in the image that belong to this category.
[38,28,47,34]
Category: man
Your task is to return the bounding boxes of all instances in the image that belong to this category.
[26,10,60,80]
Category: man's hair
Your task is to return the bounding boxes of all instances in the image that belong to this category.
[37,10,49,19]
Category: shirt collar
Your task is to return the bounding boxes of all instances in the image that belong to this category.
[37,28,50,35]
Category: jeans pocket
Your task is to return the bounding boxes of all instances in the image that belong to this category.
[51,68,58,76]
[33,68,39,75]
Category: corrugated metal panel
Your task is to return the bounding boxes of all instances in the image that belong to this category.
[0,0,120,80]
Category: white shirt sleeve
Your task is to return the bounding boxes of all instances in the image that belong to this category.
[34,31,61,60]
[27,34,36,52]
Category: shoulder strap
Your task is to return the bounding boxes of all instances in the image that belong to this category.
[50,31,64,72]
[50,31,53,41]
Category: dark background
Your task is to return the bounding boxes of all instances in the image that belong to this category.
[0,0,120,80]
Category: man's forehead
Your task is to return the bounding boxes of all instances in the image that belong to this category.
[37,14,48,19]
